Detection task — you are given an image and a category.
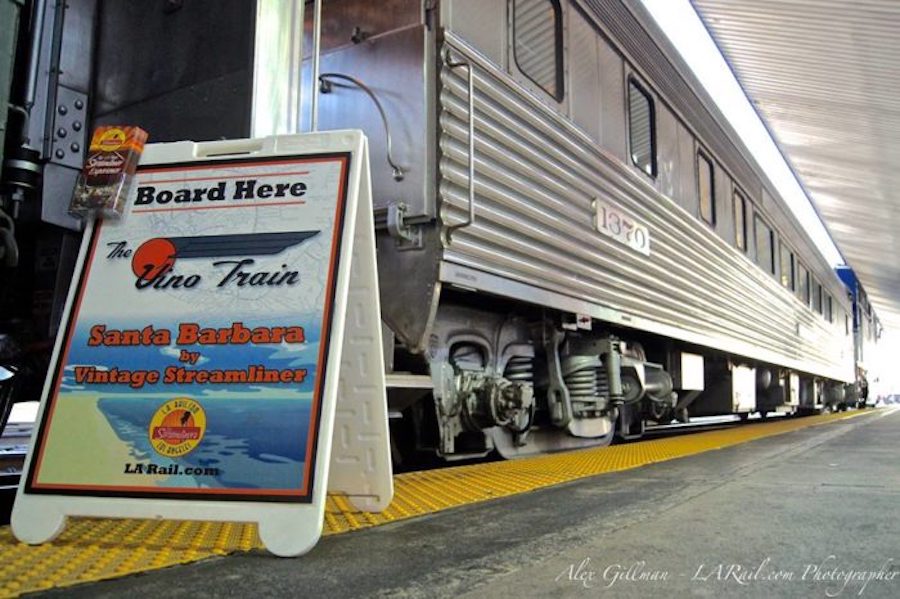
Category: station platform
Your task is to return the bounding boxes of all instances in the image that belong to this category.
[0,407,896,598]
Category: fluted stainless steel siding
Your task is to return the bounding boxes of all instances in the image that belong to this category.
[438,35,853,381]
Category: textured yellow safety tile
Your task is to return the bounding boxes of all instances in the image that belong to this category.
[0,409,874,597]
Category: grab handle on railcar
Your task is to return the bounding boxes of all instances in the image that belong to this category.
[443,50,475,242]
[318,72,406,181]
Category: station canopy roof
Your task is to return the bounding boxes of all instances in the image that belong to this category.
[691,0,900,329]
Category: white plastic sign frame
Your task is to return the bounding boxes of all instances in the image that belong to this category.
[12,131,392,556]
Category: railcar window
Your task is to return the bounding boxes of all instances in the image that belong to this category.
[733,190,747,251]
[697,151,715,225]
[628,79,657,177]
[780,243,795,290]
[754,215,775,275]
[812,280,823,313]
[845,313,850,335]
[825,294,833,322]
[797,262,810,304]
[513,0,563,101]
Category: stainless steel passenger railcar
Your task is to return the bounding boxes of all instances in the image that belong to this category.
[0,0,871,460]
[265,0,860,460]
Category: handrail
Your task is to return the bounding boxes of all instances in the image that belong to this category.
[443,50,475,242]
[318,72,405,181]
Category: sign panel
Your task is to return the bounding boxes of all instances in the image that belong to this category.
[13,132,392,556]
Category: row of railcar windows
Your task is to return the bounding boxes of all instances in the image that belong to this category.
[512,0,838,327]
[777,239,834,323]
[625,73,837,325]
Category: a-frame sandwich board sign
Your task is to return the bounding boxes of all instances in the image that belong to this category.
[12,130,393,556]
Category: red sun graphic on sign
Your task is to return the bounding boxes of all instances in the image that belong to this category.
[131,238,177,281]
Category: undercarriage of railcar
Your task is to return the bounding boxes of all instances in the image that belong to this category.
[385,292,857,464]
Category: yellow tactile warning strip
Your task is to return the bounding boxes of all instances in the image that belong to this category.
[0,409,878,597]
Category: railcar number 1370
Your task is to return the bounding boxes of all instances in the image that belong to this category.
[592,197,651,256]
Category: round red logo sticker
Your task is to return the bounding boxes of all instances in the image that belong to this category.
[148,398,206,457]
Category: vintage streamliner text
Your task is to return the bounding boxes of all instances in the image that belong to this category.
[72,321,308,390]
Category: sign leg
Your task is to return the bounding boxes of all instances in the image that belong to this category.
[11,496,67,544]
[257,511,322,557]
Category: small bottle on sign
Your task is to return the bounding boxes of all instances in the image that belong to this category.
[69,125,148,220]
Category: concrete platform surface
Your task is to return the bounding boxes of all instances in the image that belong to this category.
[46,408,900,598]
